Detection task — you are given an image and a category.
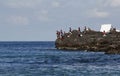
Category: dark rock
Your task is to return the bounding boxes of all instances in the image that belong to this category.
[55,29,120,54]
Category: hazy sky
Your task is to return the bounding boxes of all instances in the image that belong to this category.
[0,0,120,41]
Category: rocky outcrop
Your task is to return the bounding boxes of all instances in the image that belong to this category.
[55,29,120,54]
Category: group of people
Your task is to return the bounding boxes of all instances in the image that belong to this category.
[56,27,82,39]
[56,30,64,39]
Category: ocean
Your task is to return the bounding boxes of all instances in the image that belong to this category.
[0,41,120,76]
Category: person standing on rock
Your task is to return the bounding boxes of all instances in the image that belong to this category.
[69,27,72,32]
[56,30,60,39]
[78,27,81,37]
[103,30,106,37]
[60,30,64,39]
[78,27,81,32]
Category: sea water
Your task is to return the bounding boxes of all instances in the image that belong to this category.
[0,42,120,76]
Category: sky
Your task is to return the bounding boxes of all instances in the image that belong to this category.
[0,0,120,41]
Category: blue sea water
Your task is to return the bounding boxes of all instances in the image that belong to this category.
[0,42,120,76]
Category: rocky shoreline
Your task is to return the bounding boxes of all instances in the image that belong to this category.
[55,27,120,54]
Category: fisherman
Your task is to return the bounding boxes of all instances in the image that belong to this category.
[78,27,80,37]
[110,26,115,33]
[69,27,72,32]
[60,30,64,39]
[113,28,117,32]
[84,26,87,31]
[103,30,106,37]
[84,26,87,34]
[78,27,81,32]
[56,30,60,39]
